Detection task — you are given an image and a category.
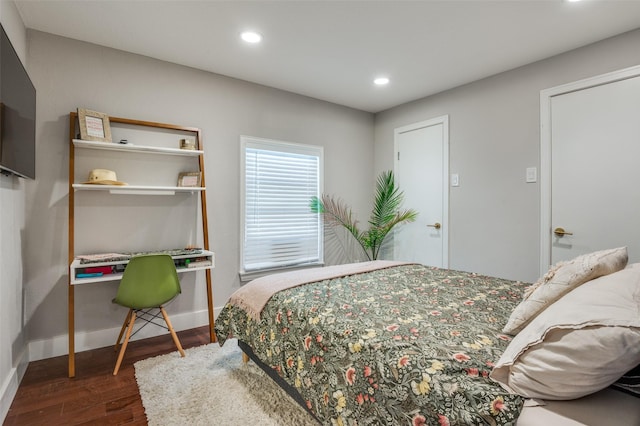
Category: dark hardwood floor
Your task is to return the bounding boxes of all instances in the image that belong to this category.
[4,326,212,426]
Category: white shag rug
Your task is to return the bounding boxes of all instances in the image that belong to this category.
[134,340,319,426]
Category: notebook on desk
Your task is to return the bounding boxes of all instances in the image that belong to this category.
[76,253,130,264]
[76,248,203,264]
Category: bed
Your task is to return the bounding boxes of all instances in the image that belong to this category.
[215,256,640,425]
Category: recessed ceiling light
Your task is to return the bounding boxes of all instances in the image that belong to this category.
[241,31,262,44]
[374,77,390,86]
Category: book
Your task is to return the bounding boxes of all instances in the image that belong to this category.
[186,260,212,268]
[76,272,103,278]
[84,266,113,274]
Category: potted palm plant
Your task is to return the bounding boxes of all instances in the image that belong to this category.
[310,170,418,261]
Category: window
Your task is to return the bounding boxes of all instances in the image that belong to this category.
[241,136,323,275]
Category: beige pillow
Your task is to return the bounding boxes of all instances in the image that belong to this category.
[502,247,628,334]
[491,264,640,400]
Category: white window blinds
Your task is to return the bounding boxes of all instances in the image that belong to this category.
[241,136,323,273]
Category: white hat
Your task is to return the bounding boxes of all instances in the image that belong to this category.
[82,169,127,185]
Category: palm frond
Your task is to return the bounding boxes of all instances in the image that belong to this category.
[311,170,418,260]
[369,170,404,228]
[311,195,370,259]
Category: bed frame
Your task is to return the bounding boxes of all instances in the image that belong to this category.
[238,340,319,422]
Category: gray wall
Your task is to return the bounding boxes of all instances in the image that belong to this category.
[0,0,29,420]
[3,8,640,413]
[374,28,640,283]
[24,31,374,360]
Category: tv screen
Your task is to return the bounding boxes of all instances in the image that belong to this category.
[0,23,36,179]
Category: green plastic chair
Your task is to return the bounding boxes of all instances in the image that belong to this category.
[112,254,185,375]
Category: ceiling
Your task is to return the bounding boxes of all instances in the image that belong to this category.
[14,0,640,113]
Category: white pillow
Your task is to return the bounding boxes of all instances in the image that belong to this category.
[502,247,628,334]
[491,264,640,400]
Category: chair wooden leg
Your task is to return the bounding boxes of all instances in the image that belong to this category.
[113,311,136,375]
[160,307,185,357]
[114,309,133,352]
[242,352,250,363]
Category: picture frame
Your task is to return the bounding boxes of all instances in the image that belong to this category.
[177,171,201,187]
[77,108,112,142]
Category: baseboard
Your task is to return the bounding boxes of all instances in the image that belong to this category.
[0,347,29,423]
[28,307,222,362]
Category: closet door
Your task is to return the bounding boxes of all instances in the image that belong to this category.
[394,116,449,268]
[547,73,640,267]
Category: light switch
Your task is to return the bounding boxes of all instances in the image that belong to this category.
[526,167,537,183]
[451,173,459,187]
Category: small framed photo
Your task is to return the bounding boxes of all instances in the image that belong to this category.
[77,108,112,142]
[177,171,201,187]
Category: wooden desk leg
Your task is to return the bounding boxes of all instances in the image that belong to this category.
[68,283,75,378]
[205,269,216,343]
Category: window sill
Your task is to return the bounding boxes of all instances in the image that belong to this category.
[239,262,324,283]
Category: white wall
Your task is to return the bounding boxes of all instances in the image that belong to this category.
[374,28,640,283]
[24,31,374,363]
[0,0,30,421]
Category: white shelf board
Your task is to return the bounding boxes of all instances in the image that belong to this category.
[72,184,205,194]
[70,266,212,285]
[73,139,203,156]
[70,250,215,285]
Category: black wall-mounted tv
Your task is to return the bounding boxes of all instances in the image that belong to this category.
[0,23,36,179]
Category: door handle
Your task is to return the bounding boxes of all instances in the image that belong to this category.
[554,227,573,237]
[427,222,441,230]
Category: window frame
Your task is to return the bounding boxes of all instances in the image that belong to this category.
[240,135,324,280]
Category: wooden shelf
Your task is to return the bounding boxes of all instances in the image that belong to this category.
[73,139,203,156]
[67,112,215,378]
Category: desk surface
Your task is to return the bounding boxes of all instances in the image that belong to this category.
[70,249,215,285]
[76,248,206,265]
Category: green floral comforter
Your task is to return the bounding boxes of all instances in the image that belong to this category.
[215,264,526,425]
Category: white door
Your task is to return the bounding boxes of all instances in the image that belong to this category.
[394,116,448,268]
[541,67,640,273]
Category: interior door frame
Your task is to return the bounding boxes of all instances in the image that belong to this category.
[393,115,449,268]
[539,64,640,276]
